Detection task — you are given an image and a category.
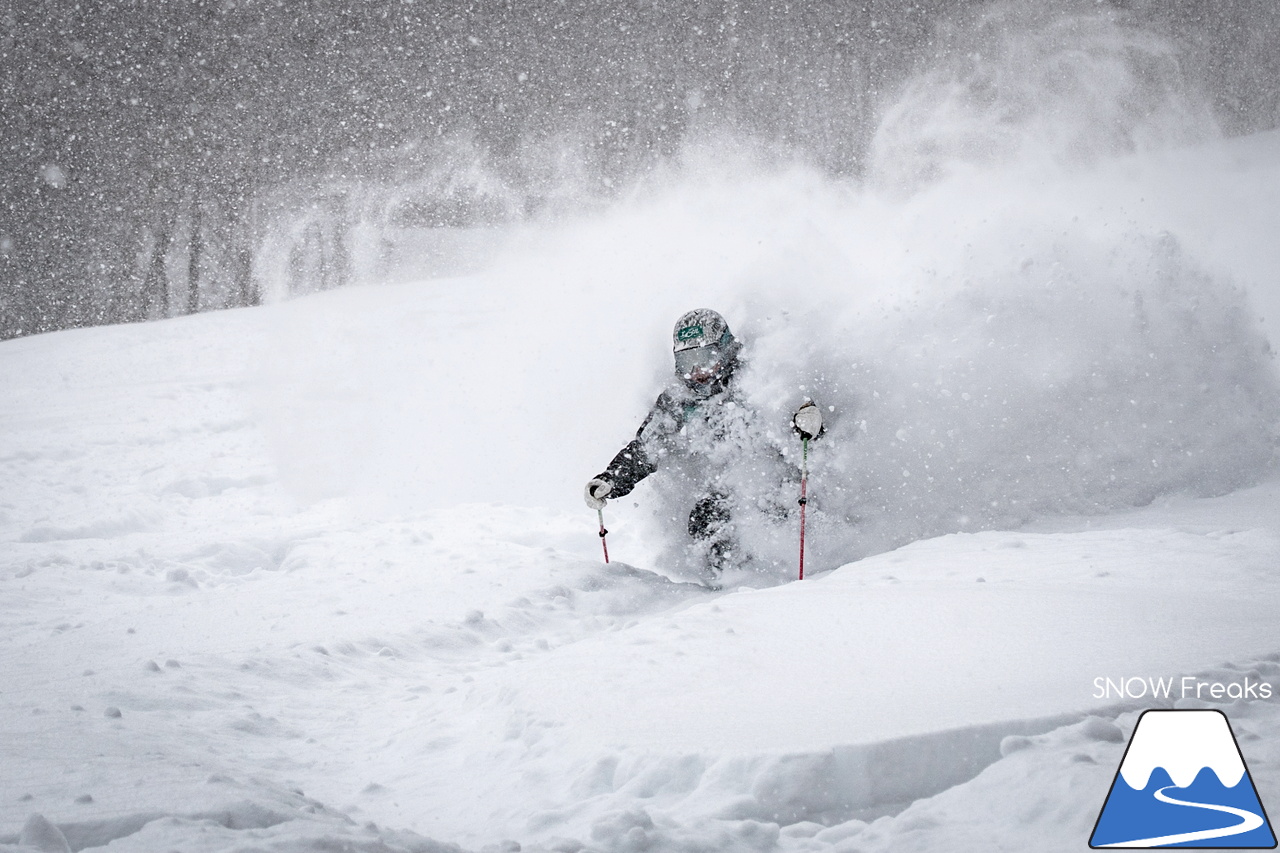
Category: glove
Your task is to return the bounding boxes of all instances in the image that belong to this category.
[584,477,612,510]
[792,401,825,440]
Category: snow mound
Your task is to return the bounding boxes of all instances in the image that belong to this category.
[0,801,464,853]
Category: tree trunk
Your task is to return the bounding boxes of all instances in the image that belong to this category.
[328,213,351,291]
[142,225,172,319]
[186,201,203,315]
[234,245,257,306]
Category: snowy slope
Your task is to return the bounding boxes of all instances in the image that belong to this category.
[4,123,1280,853]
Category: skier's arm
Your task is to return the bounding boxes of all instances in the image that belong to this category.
[590,392,677,500]
[596,436,657,499]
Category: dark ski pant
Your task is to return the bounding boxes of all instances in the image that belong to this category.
[689,491,732,568]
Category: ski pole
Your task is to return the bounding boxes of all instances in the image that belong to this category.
[791,401,824,581]
[597,507,610,564]
[798,435,809,581]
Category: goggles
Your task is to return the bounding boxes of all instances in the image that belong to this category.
[675,344,726,385]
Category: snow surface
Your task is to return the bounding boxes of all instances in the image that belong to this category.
[5,41,1280,853]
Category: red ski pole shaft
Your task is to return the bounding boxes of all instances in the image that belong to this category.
[597,507,610,564]
[798,436,809,580]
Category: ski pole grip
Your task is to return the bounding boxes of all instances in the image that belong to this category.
[793,402,823,439]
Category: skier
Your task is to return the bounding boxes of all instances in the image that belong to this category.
[584,309,823,581]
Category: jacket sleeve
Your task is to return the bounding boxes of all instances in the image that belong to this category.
[595,392,678,498]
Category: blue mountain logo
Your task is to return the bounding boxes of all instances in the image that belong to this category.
[1091,709,1276,848]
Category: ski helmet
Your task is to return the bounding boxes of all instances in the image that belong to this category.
[672,309,740,393]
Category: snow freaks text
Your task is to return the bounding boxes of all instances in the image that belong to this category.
[1093,676,1275,702]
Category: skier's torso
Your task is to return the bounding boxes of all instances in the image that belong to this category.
[598,368,800,506]
[639,384,755,492]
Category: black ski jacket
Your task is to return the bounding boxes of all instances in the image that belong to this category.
[595,378,739,498]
